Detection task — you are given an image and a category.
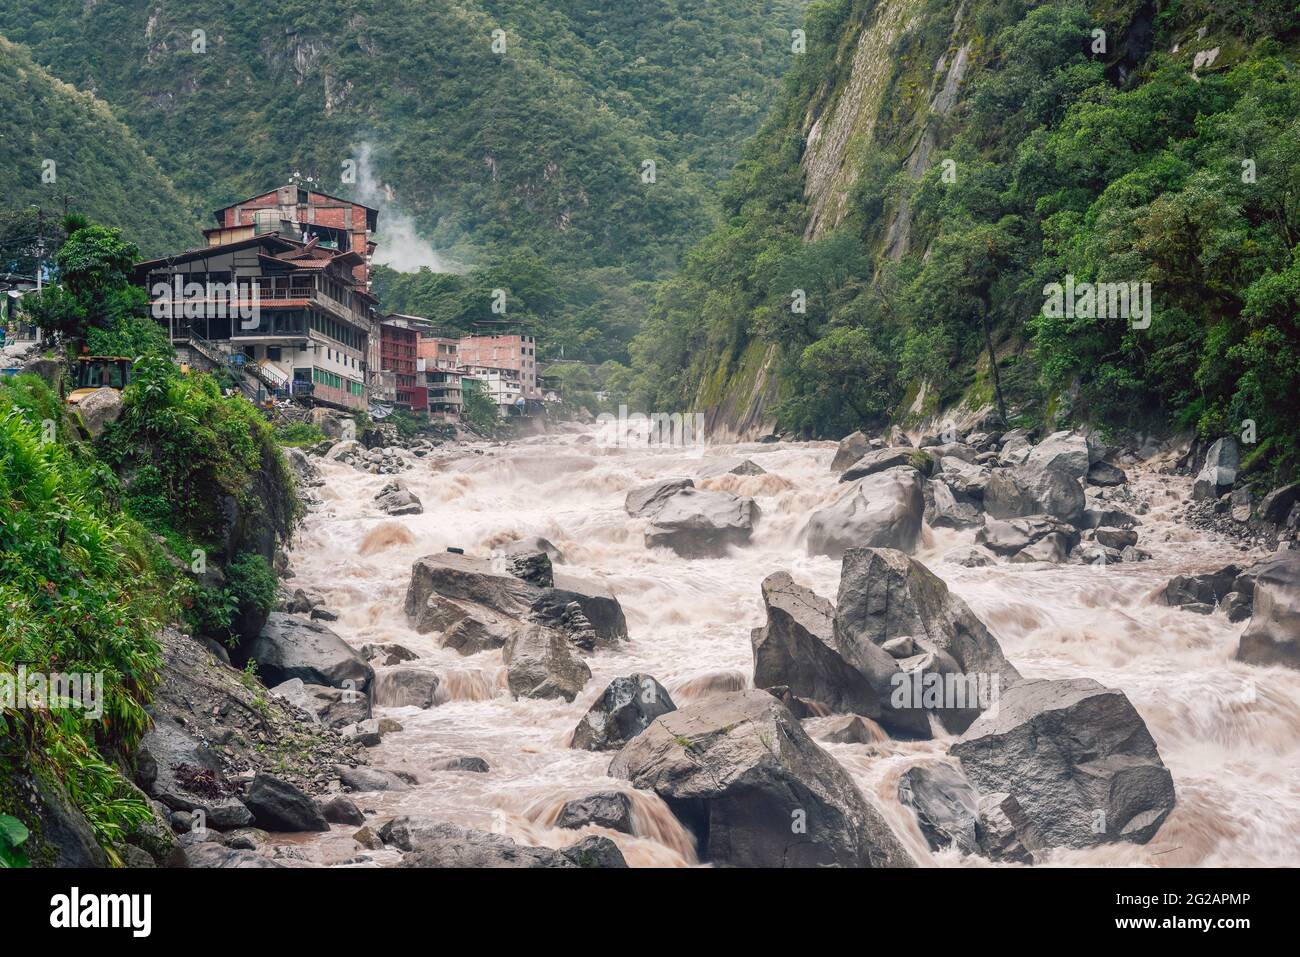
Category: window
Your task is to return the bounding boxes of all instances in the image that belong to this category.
[267,346,282,361]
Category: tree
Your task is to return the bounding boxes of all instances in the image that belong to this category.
[460,378,500,436]
[20,218,145,342]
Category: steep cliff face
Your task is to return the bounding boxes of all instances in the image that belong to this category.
[699,341,783,443]
[801,0,926,241]
[684,0,1295,446]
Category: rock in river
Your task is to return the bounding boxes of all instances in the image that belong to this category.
[246,613,373,693]
[806,466,924,559]
[950,677,1175,851]
[609,690,916,868]
[643,486,760,558]
[750,572,879,717]
[570,674,676,751]
[243,773,329,833]
[1236,551,1300,669]
[503,624,591,702]
[897,762,980,855]
[834,548,1020,734]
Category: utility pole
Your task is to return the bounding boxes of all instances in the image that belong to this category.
[32,205,43,292]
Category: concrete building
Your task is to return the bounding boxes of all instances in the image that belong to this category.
[133,185,384,412]
[135,234,377,411]
[424,367,464,420]
[380,314,429,411]
[204,184,378,289]
[457,333,539,401]
[417,332,460,371]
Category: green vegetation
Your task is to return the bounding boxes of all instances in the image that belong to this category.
[2,212,301,863]
[0,36,196,260]
[99,355,298,549]
[629,0,1300,482]
[85,315,173,361]
[374,257,654,365]
[273,421,326,448]
[19,216,148,344]
[460,378,502,436]
[0,1,809,365]
[0,373,168,864]
[0,814,29,867]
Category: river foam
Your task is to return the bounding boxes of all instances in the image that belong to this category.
[287,432,1299,867]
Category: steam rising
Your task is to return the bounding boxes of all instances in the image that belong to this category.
[354,142,448,273]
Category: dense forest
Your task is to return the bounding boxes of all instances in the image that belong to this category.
[625,0,1300,480]
[0,37,196,262]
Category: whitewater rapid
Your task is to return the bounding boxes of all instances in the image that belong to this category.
[284,431,1300,867]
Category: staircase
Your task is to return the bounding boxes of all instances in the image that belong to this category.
[179,334,291,404]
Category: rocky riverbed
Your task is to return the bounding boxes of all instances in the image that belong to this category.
[173,423,1300,867]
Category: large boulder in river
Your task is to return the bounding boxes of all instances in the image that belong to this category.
[806,467,924,559]
[830,431,870,471]
[833,548,1019,734]
[382,818,622,868]
[1236,551,1300,669]
[625,478,694,518]
[371,666,441,709]
[533,571,629,644]
[983,465,1085,526]
[925,479,983,530]
[556,791,636,834]
[246,613,373,692]
[405,552,628,647]
[976,516,1080,557]
[570,674,676,751]
[750,572,879,717]
[643,486,760,558]
[405,552,536,624]
[502,624,591,701]
[1022,430,1090,481]
[897,762,979,854]
[1155,563,1241,611]
[415,593,523,655]
[1192,437,1239,501]
[375,480,423,516]
[609,691,915,868]
[950,677,1174,851]
[840,447,933,482]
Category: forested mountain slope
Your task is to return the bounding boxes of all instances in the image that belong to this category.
[628,0,1300,480]
[0,0,808,275]
[0,36,195,262]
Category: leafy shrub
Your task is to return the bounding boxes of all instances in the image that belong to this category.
[273,421,325,447]
[0,382,167,860]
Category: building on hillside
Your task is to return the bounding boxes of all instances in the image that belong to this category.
[424,367,464,420]
[133,233,376,411]
[379,315,425,410]
[457,333,539,406]
[416,331,460,370]
[460,366,523,413]
[205,184,378,289]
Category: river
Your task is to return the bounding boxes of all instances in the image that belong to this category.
[284,430,1300,867]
